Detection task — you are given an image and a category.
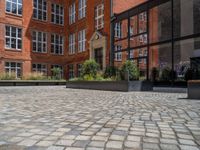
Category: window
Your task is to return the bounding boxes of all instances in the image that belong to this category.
[5,26,22,50]
[32,63,47,75]
[6,0,22,15]
[139,34,147,44]
[139,58,143,64]
[95,4,104,30]
[115,22,122,38]
[68,64,74,79]
[69,33,76,54]
[139,12,147,22]
[78,29,86,52]
[51,65,63,78]
[144,49,147,56]
[69,3,76,24]
[130,50,134,59]
[5,62,22,78]
[77,64,82,77]
[139,49,143,57]
[32,31,47,53]
[130,26,134,36]
[51,4,64,25]
[78,0,86,19]
[33,0,47,21]
[51,34,64,55]
[115,45,122,61]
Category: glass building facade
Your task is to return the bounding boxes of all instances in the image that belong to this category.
[111,0,200,82]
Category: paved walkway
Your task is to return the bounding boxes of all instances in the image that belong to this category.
[0,86,200,150]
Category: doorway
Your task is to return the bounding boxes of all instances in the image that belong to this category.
[94,48,103,70]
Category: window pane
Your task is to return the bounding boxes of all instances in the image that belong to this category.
[174,0,200,38]
[149,43,172,81]
[149,1,172,43]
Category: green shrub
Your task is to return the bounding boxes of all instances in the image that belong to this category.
[121,60,139,80]
[51,67,62,80]
[151,67,159,82]
[0,72,16,80]
[160,67,171,81]
[184,68,194,81]
[83,74,95,81]
[160,67,177,81]
[170,69,177,80]
[81,59,100,78]
[104,66,118,78]
[23,72,47,80]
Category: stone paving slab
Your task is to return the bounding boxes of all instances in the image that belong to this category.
[0,86,200,150]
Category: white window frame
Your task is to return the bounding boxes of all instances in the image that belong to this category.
[115,22,122,38]
[78,0,86,19]
[32,31,47,53]
[32,63,47,75]
[130,50,134,59]
[95,4,104,30]
[6,0,23,16]
[51,3,64,25]
[77,64,82,77]
[115,45,122,61]
[68,64,74,79]
[78,29,86,52]
[69,3,76,25]
[51,34,64,55]
[69,33,76,54]
[5,25,22,50]
[33,0,47,21]
[5,62,22,78]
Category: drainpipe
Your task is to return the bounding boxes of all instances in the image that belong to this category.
[110,0,115,67]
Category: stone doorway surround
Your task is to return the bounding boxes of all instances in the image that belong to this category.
[89,31,107,70]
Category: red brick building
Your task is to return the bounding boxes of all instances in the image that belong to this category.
[0,0,114,79]
[0,0,145,79]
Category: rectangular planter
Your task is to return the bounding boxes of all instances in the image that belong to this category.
[66,80,153,92]
[0,80,66,86]
[188,80,200,99]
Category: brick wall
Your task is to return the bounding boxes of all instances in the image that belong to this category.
[0,0,146,79]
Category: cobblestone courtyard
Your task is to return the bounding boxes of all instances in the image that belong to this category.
[0,86,200,150]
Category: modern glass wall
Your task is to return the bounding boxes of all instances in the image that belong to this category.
[112,0,200,82]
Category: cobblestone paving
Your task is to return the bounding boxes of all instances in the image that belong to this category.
[0,86,200,150]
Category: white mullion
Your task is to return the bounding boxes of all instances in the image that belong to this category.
[36,0,38,19]
[53,34,55,54]
[16,28,18,50]
[54,34,56,54]
[45,33,47,52]
[41,32,43,52]
[41,0,43,20]
[36,32,38,52]
[16,0,18,15]
[10,26,12,48]
[10,1,13,13]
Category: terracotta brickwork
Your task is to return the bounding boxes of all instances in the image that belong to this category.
[113,0,147,14]
[0,0,145,79]
[0,0,68,78]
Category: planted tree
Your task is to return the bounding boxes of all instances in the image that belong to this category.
[51,67,62,80]
[121,60,139,80]
[104,66,118,78]
[81,59,100,80]
[151,67,159,82]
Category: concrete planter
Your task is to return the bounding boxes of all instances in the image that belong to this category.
[0,80,66,86]
[188,80,200,99]
[66,80,153,92]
